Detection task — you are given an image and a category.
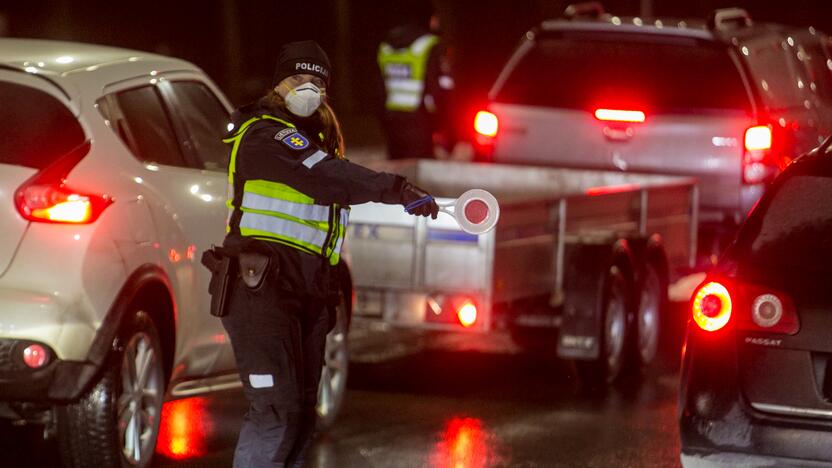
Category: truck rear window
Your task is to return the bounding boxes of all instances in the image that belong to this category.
[495,32,751,113]
[0,81,86,169]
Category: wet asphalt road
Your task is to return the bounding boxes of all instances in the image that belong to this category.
[2,321,684,468]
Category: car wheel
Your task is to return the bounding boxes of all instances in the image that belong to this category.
[635,264,663,367]
[316,292,349,431]
[57,310,165,468]
[575,265,631,386]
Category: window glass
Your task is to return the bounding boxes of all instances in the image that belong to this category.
[746,174,832,274]
[169,81,231,171]
[798,39,832,102]
[0,81,86,169]
[745,39,811,110]
[115,86,185,167]
[496,33,750,113]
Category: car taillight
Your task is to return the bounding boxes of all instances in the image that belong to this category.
[16,184,112,223]
[691,279,799,335]
[743,125,778,184]
[692,281,732,332]
[594,108,646,123]
[474,110,498,137]
[739,285,799,335]
[14,142,113,224]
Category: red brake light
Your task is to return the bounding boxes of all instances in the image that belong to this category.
[457,300,478,328]
[692,282,732,332]
[14,142,113,224]
[691,279,800,335]
[474,111,498,137]
[594,108,646,123]
[744,125,772,151]
[16,185,112,224]
[743,125,778,184]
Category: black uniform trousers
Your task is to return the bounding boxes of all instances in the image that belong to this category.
[221,267,330,468]
[382,110,435,160]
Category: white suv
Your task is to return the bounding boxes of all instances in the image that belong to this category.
[0,39,350,467]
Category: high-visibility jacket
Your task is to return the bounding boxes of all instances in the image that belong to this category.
[378,33,439,112]
[223,114,347,265]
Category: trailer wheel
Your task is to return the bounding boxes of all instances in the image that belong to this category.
[576,264,631,386]
[316,290,350,431]
[635,263,664,367]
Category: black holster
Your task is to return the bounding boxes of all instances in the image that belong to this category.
[201,246,237,317]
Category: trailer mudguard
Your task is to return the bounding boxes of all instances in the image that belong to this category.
[557,242,615,360]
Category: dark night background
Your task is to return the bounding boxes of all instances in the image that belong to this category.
[1,0,830,145]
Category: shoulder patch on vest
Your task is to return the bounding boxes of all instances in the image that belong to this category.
[281,132,310,150]
[274,127,297,141]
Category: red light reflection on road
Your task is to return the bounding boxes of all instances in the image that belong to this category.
[431,417,498,468]
[156,397,212,460]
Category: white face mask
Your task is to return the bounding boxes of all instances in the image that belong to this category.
[284,83,322,117]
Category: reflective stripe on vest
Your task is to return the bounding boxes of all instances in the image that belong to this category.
[378,34,439,112]
[223,114,348,265]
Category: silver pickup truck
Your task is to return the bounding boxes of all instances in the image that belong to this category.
[347,159,697,384]
[473,6,832,264]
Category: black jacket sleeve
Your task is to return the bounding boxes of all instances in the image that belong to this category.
[236,122,405,206]
[424,42,457,148]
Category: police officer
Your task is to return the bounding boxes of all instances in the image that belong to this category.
[218,40,438,467]
[377,2,456,159]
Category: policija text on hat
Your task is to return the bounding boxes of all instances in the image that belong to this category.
[201,40,439,467]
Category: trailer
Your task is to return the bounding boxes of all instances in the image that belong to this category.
[346,159,697,384]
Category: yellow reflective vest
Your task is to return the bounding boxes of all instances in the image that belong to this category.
[223,115,347,265]
[378,33,439,112]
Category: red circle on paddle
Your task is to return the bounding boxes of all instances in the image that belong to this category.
[464,199,489,224]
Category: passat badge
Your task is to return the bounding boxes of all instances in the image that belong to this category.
[282,133,309,150]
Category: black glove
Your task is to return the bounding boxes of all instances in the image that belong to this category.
[400,181,439,219]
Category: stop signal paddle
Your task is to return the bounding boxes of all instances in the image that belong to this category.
[437,189,500,235]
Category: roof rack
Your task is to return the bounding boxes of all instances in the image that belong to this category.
[707,8,753,31]
[563,2,606,21]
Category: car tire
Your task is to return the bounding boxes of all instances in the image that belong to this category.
[316,291,350,432]
[575,264,632,386]
[56,310,165,468]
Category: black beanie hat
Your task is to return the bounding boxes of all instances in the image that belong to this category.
[272,40,331,88]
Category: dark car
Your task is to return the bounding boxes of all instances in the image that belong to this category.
[679,137,832,466]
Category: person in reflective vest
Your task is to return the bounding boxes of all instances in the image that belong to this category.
[377,2,456,159]
[219,40,438,467]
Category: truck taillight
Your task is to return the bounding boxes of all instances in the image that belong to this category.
[474,110,498,137]
[594,108,646,123]
[473,110,498,163]
[13,142,113,224]
[743,125,778,184]
[744,125,772,151]
[692,281,732,332]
